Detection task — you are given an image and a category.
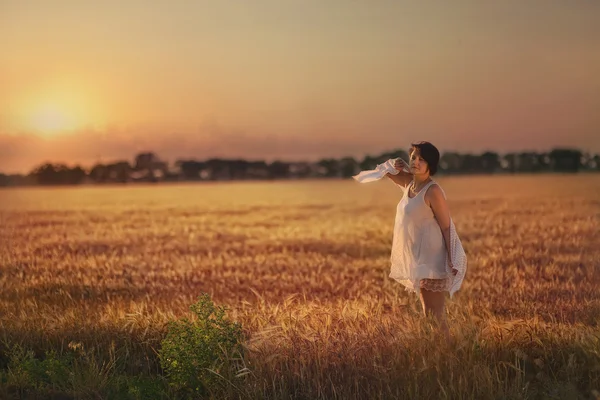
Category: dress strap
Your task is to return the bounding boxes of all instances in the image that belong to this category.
[408,179,439,199]
[419,180,437,196]
[422,180,446,199]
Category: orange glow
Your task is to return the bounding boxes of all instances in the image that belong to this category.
[28,103,79,134]
[16,90,101,135]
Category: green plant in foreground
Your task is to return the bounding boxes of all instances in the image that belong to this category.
[159,293,248,397]
[5,345,72,393]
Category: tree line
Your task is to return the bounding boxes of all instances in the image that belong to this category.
[0,147,597,187]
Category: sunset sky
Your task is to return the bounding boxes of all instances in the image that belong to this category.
[1,0,599,173]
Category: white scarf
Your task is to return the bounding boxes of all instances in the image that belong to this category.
[445,219,467,298]
[352,158,405,183]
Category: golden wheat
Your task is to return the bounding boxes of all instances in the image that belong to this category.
[1,175,599,399]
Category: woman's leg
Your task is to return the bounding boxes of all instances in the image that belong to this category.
[419,288,450,340]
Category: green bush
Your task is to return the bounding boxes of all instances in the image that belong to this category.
[6,345,72,392]
[158,293,246,397]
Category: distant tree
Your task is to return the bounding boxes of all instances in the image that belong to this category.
[134,152,161,170]
[503,153,518,173]
[480,152,500,173]
[317,158,340,177]
[108,161,132,182]
[359,155,379,171]
[268,161,290,179]
[89,161,131,183]
[440,152,462,173]
[580,152,600,171]
[460,154,482,173]
[593,154,600,171]
[247,161,269,179]
[339,157,359,178]
[30,163,58,184]
[537,152,551,172]
[517,152,553,173]
[8,174,33,186]
[29,163,86,185]
[204,158,231,180]
[67,166,86,184]
[89,164,109,182]
[230,159,249,179]
[177,160,207,180]
[549,149,582,172]
[0,174,32,187]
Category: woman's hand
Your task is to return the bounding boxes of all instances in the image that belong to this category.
[394,158,408,172]
[386,158,412,187]
[449,260,458,276]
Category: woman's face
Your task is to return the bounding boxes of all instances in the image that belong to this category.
[410,149,429,176]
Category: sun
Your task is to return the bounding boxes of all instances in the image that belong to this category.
[29,103,81,135]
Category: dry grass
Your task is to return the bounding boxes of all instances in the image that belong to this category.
[1,175,599,399]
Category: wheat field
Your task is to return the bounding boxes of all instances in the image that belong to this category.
[1,175,599,399]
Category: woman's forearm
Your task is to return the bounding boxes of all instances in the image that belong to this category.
[441,226,452,261]
[386,172,412,187]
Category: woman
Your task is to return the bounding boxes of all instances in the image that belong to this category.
[385,141,462,339]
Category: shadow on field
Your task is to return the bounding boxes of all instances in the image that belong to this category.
[0,282,149,303]
[0,323,165,375]
[1,313,598,399]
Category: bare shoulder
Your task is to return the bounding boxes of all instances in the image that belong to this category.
[424,183,446,205]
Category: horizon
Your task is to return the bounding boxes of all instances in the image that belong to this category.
[2,1,600,174]
[1,140,594,176]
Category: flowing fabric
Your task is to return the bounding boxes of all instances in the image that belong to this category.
[352,158,408,183]
[445,218,467,297]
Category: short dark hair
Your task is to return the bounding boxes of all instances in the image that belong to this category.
[410,141,440,175]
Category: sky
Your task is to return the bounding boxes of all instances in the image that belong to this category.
[1,0,599,173]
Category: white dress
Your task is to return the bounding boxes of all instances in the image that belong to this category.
[389,180,455,295]
[351,159,467,297]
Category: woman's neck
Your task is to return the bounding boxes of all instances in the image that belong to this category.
[413,173,431,184]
